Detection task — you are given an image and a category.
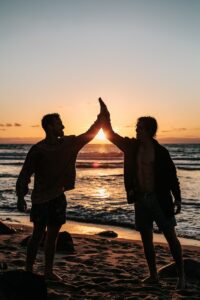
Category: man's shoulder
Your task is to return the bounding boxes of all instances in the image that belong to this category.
[35,136,77,149]
[121,137,138,152]
[124,136,137,144]
[153,140,170,156]
[27,142,41,153]
[23,143,42,161]
[27,142,47,158]
[33,140,47,151]
[128,137,138,148]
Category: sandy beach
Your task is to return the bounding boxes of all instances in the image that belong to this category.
[0,219,199,299]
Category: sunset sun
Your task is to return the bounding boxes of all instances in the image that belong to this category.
[95,129,106,141]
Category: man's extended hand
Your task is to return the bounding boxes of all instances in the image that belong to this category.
[174,200,181,215]
[17,197,27,212]
[99,98,110,119]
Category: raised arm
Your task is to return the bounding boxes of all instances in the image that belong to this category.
[74,108,102,150]
[99,98,128,152]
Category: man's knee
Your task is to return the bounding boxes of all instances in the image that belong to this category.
[140,229,153,243]
[46,224,61,241]
[32,223,46,239]
[163,227,179,243]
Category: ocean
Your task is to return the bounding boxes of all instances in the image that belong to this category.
[0,143,199,240]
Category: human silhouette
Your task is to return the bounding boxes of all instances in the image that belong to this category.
[16,105,103,280]
[99,98,185,289]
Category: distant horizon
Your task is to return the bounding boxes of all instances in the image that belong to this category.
[0,137,199,145]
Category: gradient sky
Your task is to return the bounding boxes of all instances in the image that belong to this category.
[1,0,200,143]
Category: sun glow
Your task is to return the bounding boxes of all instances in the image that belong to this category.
[96,187,109,198]
[95,129,106,141]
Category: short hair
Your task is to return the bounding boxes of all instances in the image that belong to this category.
[137,116,158,137]
[41,113,60,131]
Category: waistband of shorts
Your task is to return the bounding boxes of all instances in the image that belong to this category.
[137,191,155,195]
[136,191,156,199]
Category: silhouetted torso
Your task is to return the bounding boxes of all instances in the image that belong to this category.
[137,143,155,193]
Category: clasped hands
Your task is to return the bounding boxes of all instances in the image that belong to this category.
[97,98,110,126]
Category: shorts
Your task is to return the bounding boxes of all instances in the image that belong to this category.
[30,193,67,225]
[134,192,176,232]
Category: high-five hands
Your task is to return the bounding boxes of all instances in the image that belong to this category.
[98,98,110,119]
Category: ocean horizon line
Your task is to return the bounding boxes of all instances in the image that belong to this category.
[0,138,200,144]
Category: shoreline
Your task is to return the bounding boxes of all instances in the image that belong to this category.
[2,215,200,248]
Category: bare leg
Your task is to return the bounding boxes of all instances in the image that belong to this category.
[140,229,159,282]
[44,224,62,280]
[163,227,186,289]
[26,222,46,272]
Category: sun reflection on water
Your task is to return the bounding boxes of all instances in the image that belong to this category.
[96,187,109,199]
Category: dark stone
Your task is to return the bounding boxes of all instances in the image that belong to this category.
[158,259,200,279]
[0,221,16,235]
[56,231,75,252]
[97,231,118,238]
[20,231,75,253]
[0,270,47,300]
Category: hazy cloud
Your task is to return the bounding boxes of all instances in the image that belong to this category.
[0,123,22,127]
[161,128,187,133]
[31,125,40,127]
[177,128,187,131]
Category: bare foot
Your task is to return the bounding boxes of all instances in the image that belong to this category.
[45,272,63,281]
[142,276,159,284]
[176,276,186,290]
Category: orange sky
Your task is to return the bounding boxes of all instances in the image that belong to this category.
[1,1,200,144]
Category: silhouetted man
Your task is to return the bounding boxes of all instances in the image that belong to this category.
[99,98,185,289]
[16,107,102,280]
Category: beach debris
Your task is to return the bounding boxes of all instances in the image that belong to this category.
[56,231,75,252]
[0,270,47,300]
[97,230,118,238]
[158,259,200,279]
[0,221,16,235]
